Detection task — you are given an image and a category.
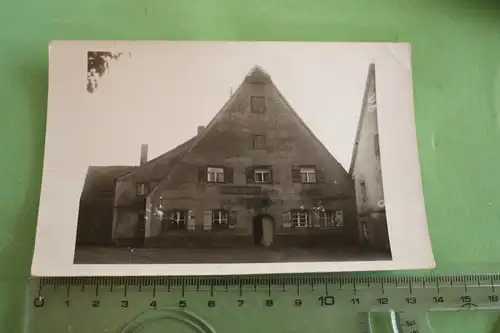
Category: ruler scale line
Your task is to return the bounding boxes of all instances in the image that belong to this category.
[26,274,500,333]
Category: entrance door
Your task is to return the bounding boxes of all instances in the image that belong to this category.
[261,216,274,246]
[253,215,274,247]
[252,216,263,245]
[132,212,146,247]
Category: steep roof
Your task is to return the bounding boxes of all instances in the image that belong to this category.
[80,139,196,205]
[244,65,271,84]
[113,137,197,207]
[118,136,197,182]
[349,63,375,175]
[150,65,350,197]
[186,65,344,167]
[270,72,349,174]
[80,166,134,202]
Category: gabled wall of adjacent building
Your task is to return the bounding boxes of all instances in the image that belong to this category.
[350,64,390,250]
[351,65,385,214]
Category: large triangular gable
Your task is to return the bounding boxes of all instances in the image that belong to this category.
[150,65,350,197]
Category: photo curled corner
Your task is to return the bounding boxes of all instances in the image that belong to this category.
[385,43,412,73]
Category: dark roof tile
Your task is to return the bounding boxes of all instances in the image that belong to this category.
[80,166,133,202]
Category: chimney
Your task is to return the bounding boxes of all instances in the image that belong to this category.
[197,126,205,135]
[140,144,148,165]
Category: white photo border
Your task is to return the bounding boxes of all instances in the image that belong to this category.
[31,41,434,276]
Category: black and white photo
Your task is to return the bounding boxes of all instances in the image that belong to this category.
[32,41,434,275]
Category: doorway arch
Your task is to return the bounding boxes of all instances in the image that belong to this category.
[252,214,275,247]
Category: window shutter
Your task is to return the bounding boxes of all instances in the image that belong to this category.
[360,181,368,203]
[246,167,255,184]
[312,211,321,227]
[203,210,212,230]
[266,166,273,183]
[229,211,237,229]
[187,210,195,230]
[291,166,301,183]
[198,166,206,183]
[225,167,234,183]
[316,168,326,183]
[282,212,292,228]
[136,183,149,196]
[335,210,344,227]
[374,133,380,157]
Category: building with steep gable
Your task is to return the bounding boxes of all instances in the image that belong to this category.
[349,64,390,250]
[76,66,361,249]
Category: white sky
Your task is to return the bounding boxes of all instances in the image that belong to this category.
[82,42,384,171]
[43,41,409,202]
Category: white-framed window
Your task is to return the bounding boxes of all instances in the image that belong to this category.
[136,183,149,196]
[300,167,316,183]
[291,210,309,228]
[254,168,271,183]
[207,167,224,183]
[163,210,187,230]
[321,210,344,227]
[212,210,229,230]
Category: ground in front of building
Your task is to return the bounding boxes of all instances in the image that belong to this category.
[73,246,391,264]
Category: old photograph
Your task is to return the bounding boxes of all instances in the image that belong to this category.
[32,41,434,275]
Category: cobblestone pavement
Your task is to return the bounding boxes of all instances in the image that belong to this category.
[74,246,391,264]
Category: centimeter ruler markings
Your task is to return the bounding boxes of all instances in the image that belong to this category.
[29,275,500,333]
[35,274,500,298]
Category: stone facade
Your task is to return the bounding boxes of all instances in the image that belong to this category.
[349,64,390,250]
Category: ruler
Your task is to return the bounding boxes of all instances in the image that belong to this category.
[24,274,500,333]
